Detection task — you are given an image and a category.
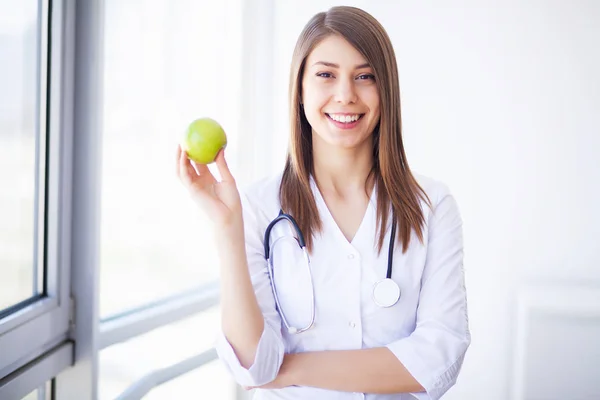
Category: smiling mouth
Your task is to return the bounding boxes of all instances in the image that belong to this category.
[325,113,365,124]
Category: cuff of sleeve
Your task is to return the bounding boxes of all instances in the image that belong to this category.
[386,340,438,400]
[408,392,434,400]
[215,323,284,387]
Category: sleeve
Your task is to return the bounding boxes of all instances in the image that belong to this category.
[214,189,286,387]
[386,185,471,400]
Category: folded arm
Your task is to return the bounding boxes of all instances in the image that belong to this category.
[276,348,423,394]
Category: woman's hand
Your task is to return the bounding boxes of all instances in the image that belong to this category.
[176,144,242,227]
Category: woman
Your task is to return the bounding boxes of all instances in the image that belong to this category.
[176,6,470,400]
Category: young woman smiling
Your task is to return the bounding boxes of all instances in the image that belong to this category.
[177,6,470,399]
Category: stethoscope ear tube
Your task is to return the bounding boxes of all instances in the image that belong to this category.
[264,210,306,259]
[387,217,397,279]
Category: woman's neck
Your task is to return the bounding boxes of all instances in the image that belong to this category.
[312,134,374,197]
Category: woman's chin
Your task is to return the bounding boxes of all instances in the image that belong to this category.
[318,132,372,151]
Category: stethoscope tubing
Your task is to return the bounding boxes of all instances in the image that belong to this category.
[264,209,398,334]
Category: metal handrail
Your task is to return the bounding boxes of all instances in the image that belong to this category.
[114,348,218,400]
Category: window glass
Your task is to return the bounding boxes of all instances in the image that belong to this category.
[0,0,46,314]
[100,0,242,317]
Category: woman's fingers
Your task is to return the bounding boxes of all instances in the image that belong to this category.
[177,144,220,192]
[178,145,198,186]
[177,144,230,185]
[190,159,213,180]
[175,144,241,224]
[214,149,234,183]
[175,144,181,176]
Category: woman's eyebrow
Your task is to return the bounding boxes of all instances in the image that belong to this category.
[312,61,371,69]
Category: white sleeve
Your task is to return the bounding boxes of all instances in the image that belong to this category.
[214,190,285,387]
[386,185,471,400]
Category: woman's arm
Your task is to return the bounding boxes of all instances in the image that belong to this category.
[214,197,287,386]
[281,348,424,394]
[177,146,264,367]
[217,222,265,369]
[177,146,284,385]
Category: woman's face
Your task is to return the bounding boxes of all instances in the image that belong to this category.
[301,34,380,150]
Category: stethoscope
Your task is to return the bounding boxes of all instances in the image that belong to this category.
[264,210,400,334]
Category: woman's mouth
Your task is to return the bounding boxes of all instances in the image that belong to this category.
[325,113,365,130]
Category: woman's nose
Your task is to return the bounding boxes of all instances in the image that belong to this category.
[334,78,357,105]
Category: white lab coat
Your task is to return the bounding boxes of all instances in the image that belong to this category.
[216,172,470,400]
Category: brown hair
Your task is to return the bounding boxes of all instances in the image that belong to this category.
[280,6,431,254]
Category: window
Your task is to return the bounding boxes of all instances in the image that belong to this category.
[100,0,243,318]
[94,0,244,398]
[0,0,72,382]
[0,0,44,315]
[2,0,275,397]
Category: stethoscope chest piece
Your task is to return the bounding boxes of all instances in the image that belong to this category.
[372,278,400,308]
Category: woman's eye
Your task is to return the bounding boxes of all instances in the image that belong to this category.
[316,72,333,78]
[357,74,375,81]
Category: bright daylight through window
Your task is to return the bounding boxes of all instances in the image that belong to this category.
[0,0,44,316]
[99,0,242,318]
[98,0,242,398]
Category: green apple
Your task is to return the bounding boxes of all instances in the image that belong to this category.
[182,117,227,164]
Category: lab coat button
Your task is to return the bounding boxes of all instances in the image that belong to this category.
[348,254,355,259]
[349,321,356,328]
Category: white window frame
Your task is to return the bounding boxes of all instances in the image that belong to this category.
[0,0,74,394]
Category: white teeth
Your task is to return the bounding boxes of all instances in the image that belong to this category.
[328,114,361,123]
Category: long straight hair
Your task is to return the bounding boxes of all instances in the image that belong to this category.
[280,6,431,254]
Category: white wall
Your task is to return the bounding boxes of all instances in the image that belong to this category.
[267,1,600,399]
